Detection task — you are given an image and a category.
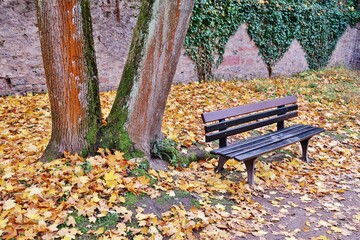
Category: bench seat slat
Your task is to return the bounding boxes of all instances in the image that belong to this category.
[202,95,297,123]
[232,127,324,161]
[226,126,316,158]
[218,125,314,157]
[205,111,298,142]
[212,126,324,162]
[215,124,303,153]
[205,104,298,133]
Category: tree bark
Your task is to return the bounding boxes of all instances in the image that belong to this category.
[99,0,195,156]
[36,0,101,161]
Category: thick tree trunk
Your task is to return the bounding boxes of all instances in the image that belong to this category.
[99,0,195,156]
[36,0,101,161]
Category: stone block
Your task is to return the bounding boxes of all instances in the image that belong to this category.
[0,78,11,90]
[273,39,308,76]
[328,25,358,68]
[222,56,241,66]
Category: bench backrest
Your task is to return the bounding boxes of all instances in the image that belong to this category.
[202,96,298,144]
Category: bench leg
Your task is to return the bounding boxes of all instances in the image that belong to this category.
[244,158,256,185]
[300,138,310,163]
[215,156,228,173]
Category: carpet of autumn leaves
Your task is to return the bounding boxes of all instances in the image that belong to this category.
[0,68,359,239]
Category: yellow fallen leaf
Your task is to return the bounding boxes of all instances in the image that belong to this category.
[26,144,38,153]
[133,235,146,240]
[114,151,124,160]
[0,218,9,229]
[3,199,16,210]
[330,226,341,233]
[26,185,43,196]
[167,190,176,197]
[252,230,267,237]
[26,208,40,220]
[109,193,117,203]
[148,169,158,178]
[104,170,117,188]
[48,223,58,232]
[300,195,312,202]
[78,176,89,184]
[96,227,105,235]
[311,235,330,240]
[66,216,76,227]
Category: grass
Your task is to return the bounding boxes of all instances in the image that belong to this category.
[324,131,348,142]
[210,196,236,212]
[123,191,144,208]
[129,167,156,185]
[156,189,201,209]
[275,149,297,158]
[58,211,118,238]
[250,68,360,104]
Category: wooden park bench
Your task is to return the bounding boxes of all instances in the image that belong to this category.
[202,96,324,184]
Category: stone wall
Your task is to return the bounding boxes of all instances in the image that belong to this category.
[212,24,269,80]
[212,24,310,80]
[349,23,360,69]
[328,24,360,68]
[0,0,140,96]
[0,0,44,96]
[175,23,359,82]
[0,1,359,96]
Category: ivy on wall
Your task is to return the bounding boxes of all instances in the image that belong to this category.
[184,0,360,81]
[296,1,358,69]
[184,1,244,81]
[246,1,298,77]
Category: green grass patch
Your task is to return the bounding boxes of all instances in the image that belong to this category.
[155,189,201,209]
[129,167,157,186]
[210,196,236,212]
[324,131,348,142]
[124,192,139,208]
[151,138,197,168]
[81,160,92,174]
[125,221,141,239]
[123,191,147,208]
[58,211,118,238]
[275,149,296,158]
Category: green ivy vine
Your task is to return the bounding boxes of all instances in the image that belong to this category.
[184,0,360,81]
[184,0,245,81]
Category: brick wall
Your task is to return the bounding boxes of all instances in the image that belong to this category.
[0,1,358,96]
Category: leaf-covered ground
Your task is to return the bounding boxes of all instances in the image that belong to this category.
[0,68,359,239]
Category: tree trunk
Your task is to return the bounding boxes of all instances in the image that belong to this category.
[36,0,101,161]
[99,0,195,156]
[267,64,273,78]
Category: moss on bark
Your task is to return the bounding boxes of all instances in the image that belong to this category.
[40,139,63,162]
[81,0,102,156]
[98,0,155,157]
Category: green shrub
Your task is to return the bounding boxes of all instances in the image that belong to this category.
[151,139,192,167]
